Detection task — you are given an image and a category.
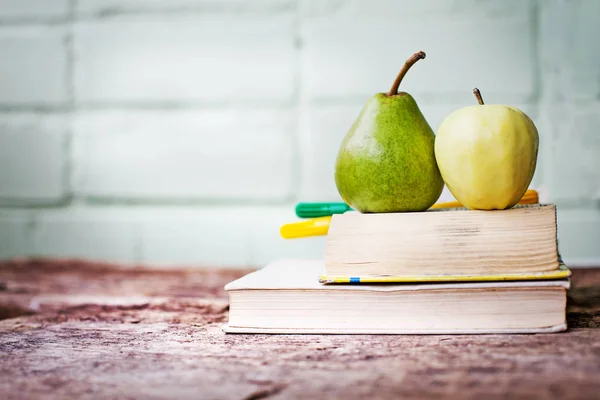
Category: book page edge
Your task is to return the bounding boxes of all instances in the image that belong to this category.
[221,323,568,335]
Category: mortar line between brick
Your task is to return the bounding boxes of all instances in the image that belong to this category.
[61,0,77,208]
[0,18,69,26]
[73,5,297,20]
[289,1,303,203]
[529,0,543,188]
[295,0,312,202]
[133,222,143,265]
[67,0,76,107]
[530,0,542,104]
[28,207,40,257]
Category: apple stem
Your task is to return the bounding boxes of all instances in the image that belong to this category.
[473,88,485,105]
[387,51,426,96]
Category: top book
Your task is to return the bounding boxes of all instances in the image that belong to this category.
[323,204,560,279]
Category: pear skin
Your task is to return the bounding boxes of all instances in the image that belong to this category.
[334,51,444,213]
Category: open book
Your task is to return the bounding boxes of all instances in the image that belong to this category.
[224,259,569,334]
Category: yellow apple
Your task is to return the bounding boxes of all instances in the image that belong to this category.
[434,89,539,210]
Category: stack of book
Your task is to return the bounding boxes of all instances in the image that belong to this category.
[224,204,571,334]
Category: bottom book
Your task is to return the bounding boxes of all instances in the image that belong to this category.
[223,259,569,334]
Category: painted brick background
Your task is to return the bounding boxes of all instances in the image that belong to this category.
[0,26,68,105]
[74,14,296,104]
[0,0,598,268]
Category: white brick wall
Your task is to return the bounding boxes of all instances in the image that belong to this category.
[74,14,296,104]
[77,0,293,14]
[302,0,535,101]
[0,113,68,203]
[0,211,32,259]
[562,0,600,101]
[0,26,68,105]
[139,207,251,267]
[300,104,362,201]
[542,104,600,204]
[33,208,139,263]
[139,206,324,267]
[29,206,325,267]
[72,110,295,201]
[539,1,600,206]
[0,0,598,268]
[0,0,69,19]
[557,208,600,266]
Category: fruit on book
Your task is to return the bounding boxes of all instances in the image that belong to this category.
[434,88,539,210]
[334,51,444,213]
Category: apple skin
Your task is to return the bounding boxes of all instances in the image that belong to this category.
[434,104,539,210]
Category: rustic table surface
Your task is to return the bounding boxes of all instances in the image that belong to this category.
[0,260,599,400]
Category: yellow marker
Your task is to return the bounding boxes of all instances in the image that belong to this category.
[430,188,538,209]
[280,189,539,239]
[279,216,332,239]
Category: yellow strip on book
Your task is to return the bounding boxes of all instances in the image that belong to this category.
[319,263,571,284]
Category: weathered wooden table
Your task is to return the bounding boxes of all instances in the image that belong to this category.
[1,260,599,399]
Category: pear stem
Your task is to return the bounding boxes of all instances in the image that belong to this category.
[473,88,485,105]
[387,51,426,96]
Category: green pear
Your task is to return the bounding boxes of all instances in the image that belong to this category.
[434,88,539,210]
[334,51,444,213]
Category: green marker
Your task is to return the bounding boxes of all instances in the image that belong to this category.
[295,202,353,218]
